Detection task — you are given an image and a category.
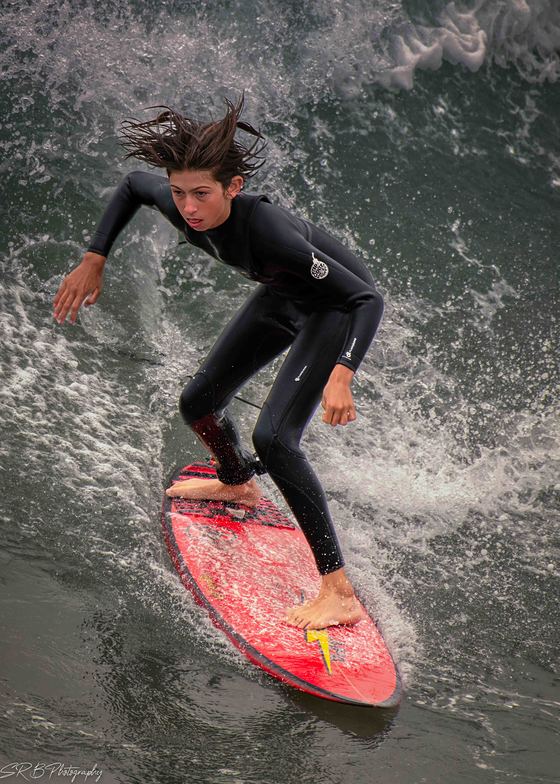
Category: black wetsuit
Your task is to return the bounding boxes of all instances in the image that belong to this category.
[88,171,384,575]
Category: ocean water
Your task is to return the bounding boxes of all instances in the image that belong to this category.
[1,1,558,783]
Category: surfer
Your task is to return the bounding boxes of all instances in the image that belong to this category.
[53,97,384,631]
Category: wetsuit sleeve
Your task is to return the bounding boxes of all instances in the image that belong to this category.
[87,171,184,257]
[250,204,383,373]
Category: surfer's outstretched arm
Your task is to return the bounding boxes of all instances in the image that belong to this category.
[86,171,184,258]
[53,171,183,324]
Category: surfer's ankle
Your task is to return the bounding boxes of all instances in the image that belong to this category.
[318,568,356,599]
[228,478,261,505]
[230,476,260,492]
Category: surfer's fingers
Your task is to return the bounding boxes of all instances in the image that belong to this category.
[53,288,74,323]
[322,398,347,425]
[339,407,356,426]
[53,278,71,307]
[330,411,341,427]
[53,278,67,308]
[68,293,88,324]
[54,275,83,320]
[54,283,87,323]
[330,405,350,427]
[85,287,101,306]
[331,413,346,426]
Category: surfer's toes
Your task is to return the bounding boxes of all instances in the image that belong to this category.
[165,477,261,506]
[165,480,193,497]
[285,597,365,630]
[285,609,306,629]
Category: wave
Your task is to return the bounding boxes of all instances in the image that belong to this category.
[1,0,559,114]
[302,0,560,92]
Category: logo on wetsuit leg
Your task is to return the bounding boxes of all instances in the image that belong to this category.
[294,365,308,382]
[310,252,329,280]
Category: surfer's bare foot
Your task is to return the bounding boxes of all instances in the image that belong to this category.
[165,477,261,506]
[285,568,366,630]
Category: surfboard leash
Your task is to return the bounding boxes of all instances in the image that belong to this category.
[111,348,263,411]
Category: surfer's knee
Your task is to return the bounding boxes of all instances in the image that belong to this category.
[179,372,214,424]
[252,411,273,464]
[252,408,301,470]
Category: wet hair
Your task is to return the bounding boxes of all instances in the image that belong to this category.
[119,95,266,187]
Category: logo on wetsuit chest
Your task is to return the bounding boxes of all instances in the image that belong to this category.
[310,252,329,280]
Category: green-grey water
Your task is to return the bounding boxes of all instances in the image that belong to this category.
[1,2,559,783]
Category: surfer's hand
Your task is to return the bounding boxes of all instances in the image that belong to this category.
[53,252,106,324]
[321,364,356,427]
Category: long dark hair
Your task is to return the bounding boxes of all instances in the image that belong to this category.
[119,95,266,187]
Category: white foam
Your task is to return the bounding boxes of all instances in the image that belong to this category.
[2,1,558,132]
[0,266,162,515]
[300,0,560,91]
[300,288,560,555]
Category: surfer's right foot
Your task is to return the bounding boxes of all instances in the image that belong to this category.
[165,476,261,507]
[285,568,365,630]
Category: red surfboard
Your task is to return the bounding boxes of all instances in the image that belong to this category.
[162,463,401,707]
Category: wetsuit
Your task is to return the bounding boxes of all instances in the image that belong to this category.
[88,171,384,575]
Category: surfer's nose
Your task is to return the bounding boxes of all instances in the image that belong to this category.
[183,198,198,216]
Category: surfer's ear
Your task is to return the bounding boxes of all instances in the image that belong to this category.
[226,175,244,199]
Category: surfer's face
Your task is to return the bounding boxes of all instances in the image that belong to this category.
[169,169,243,231]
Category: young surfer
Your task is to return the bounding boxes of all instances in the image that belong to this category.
[53,97,384,630]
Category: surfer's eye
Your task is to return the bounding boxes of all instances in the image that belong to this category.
[196,191,209,199]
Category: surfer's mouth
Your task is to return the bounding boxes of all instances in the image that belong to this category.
[187,218,204,229]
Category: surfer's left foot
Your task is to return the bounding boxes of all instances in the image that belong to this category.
[285,568,366,630]
[165,477,261,507]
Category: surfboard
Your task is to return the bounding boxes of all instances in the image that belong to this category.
[162,462,401,707]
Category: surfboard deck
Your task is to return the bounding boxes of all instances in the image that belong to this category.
[162,462,401,707]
